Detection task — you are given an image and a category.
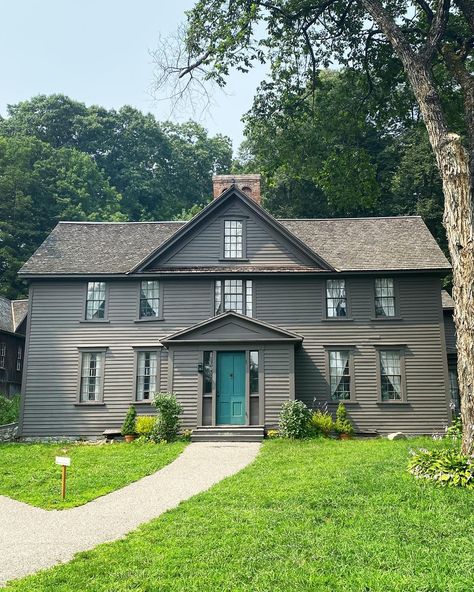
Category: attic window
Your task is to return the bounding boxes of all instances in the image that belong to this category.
[223,220,244,259]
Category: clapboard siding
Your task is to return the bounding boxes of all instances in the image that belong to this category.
[170,350,199,428]
[264,346,293,426]
[153,202,314,268]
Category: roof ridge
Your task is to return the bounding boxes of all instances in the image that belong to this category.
[278,215,423,221]
[58,221,186,225]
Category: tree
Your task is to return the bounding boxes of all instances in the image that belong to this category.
[158,0,474,453]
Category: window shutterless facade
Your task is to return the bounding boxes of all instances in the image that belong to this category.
[16,346,22,372]
[375,278,396,317]
[79,351,105,403]
[379,350,404,401]
[223,219,244,259]
[328,350,352,400]
[135,351,158,401]
[85,282,107,320]
[326,279,347,317]
[139,281,160,318]
[215,279,253,316]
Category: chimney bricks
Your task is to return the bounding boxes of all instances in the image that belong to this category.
[212,174,261,205]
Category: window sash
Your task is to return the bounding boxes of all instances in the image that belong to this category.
[16,346,22,372]
[136,351,158,401]
[203,351,213,396]
[224,220,243,258]
[375,278,395,317]
[249,351,259,395]
[329,350,351,400]
[140,281,160,318]
[85,282,106,320]
[380,350,402,401]
[0,343,5,368]
[215,279,253,317]
[80,352,104,402]
[326,280,347,317]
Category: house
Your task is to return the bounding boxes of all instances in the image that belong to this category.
[0,297,28,396]
[18,175,453,440]
[442,290,459,412]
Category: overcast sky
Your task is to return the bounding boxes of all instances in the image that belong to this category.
[0,0,266,150]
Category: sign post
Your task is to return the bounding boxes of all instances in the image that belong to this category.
[55,456,71,500]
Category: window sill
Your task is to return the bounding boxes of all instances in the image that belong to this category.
[218,258,250,263]
[321,318,354,322]
[79,320,110,324]
[327,400,359,405]
[134,317,164,323]
[377,401,410,405]
[370,317,403,322]
[133,400,153,405]
[74,402,106,407]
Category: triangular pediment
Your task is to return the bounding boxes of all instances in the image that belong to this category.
[130,187,333,273]
[161,312,303,344]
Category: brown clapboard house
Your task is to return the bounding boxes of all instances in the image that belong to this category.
[18,175,454,440]
[0,297,28,397]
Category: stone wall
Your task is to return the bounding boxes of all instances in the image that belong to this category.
[0,422,18,442]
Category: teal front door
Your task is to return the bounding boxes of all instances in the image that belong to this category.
[216,352,246,425]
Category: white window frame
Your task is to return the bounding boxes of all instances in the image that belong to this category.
[374,278,396,318]
[215,279,253,317]
[139,281,161,319]
[376,348,406,403]
[77,348,107,404]
[134,349,160,403]
[326,279,348,318]
[222,218,246,259]
[84,282,108,321]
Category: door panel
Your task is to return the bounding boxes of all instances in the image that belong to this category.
[217,352,246,425]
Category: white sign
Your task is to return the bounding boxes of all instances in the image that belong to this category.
[55,456,71,467]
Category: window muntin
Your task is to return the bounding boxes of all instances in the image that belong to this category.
[140,281,160,318]
[326,279,347,317]
[136,351,157,401]
[0,343,5,369]
[215,279,253,316]
[329,350,351,400]
[79,352,104,402]
[85,282,106,320]
[16,346,22,372]
[375,278,396,317]
[224,220,243,258]
[249,351,259,395]
[203,351,213,395]
[380,350,402,401]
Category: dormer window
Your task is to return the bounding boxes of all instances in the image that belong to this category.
[223,219,244,259]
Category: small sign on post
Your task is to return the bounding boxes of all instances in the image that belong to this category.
[55,456,71,500]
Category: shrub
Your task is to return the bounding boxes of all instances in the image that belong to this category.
[310,409,334,437]
[121,405,137,436]
[445,414,462,442]
[278,400,311,439]
[151,393,183,442]
[135,416,156,439]
[0,394,20,425]
[181,429,193,442]
[334,402,354,436]
[266,429,280,439]
[408,446,474,488]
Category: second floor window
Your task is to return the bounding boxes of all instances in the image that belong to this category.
[375,278,396,317]
[329,350,351,400]
[215,279,253,316]
[16,346,22,372]
[140,281,160,318]
[85,282,106,320]
[0,343,5,369]
[224,220,243,258]
[326,279,347,317]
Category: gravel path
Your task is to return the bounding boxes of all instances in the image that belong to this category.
[0,442,260,587]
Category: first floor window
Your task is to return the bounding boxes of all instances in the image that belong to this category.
[79,351,104,402]
[140,281,160,318]
[215,279,253,316]
[249,351,259,395]
[380,350,402,401]
[136,351,158,401]
[16,346,22,372]
[85,282,106,320]
[329,350,351,400]
[375,278,396,317]
[0,343,5,369]
[326,279,347,317]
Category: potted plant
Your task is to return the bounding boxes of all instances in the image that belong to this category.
[335,402,354,440]
[121,405,137,442]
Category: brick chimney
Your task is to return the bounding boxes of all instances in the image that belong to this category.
[212,174,261,205]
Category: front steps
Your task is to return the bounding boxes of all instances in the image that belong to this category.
[191,426,264,442]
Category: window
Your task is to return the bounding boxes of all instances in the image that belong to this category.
[215,279,253,316]
[203,351,213,395]
[0,343,5,369]
[140,281,160,318]
[16,346,22,372]
[79,351,105,402]
[326,279,347,317]
[85,282,106,320]
[375,278,396,317]
[223,219,244,258]
[449,368,460,413]
[329,350,351,400]
[136,351,158,401]
[380,350,402,401]
[249,351,259,395]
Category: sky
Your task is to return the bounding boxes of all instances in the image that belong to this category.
[0,0,266,150]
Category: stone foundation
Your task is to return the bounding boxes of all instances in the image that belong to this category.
[0,422,18,442]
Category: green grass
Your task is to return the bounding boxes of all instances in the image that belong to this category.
[0,441,186,509]
[4,438,474,591]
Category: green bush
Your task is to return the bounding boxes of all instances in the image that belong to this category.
[121,405,137,436]
[151,393,183,442]
[408,446,474,488]
[278,400,311,439]
[135,416,156,439]
[334,402,354,436]
[310,409,334,437]
[266,429,280,439]
[446,414,462,441]
[0,394,20,425]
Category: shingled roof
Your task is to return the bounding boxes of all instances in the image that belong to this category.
[0,297,28,334]
[441,290,455,310]
[19,215,450,277]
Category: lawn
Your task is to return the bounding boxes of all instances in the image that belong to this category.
[0,441,186,509]
[4,438,474,591]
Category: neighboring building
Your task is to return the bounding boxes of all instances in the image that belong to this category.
[442,290,459,412]
[0,297,28,396]
[18,175,453,439]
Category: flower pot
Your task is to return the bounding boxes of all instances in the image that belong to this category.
[339,433,352,440]
[124,434,136,443]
